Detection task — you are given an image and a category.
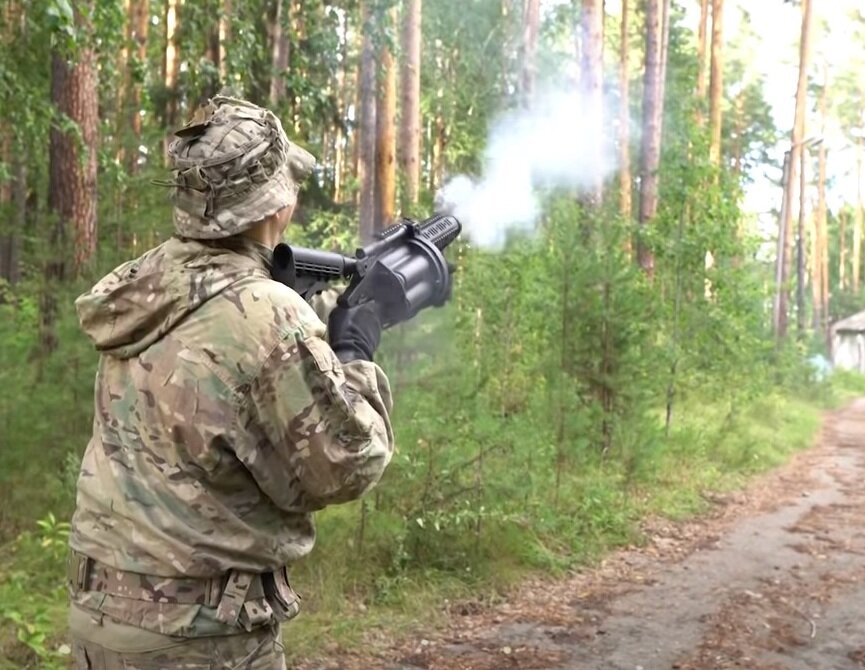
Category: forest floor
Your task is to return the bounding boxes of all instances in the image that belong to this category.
[300,399,865,670]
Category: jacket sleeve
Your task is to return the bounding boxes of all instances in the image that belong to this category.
[243,330,394,511]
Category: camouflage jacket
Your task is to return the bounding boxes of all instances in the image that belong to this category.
[69,235,393,635]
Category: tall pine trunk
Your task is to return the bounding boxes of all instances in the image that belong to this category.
[333,15,349,203]
[0,130,12,285]
[708,0,724,165]
[695,0,709,119]
[375,7,397,228]
[839,208,848,292]
[581,0,604,204]
[520,0,540,107]
[0,1,22,284]
[116,0,132,165]
[357,1,377,242]
[855,140,863,293]
[814,146,827,329]
[163,0,181,155]
[817,72,829,330]
[617,0,631,221]
[777,0,813,339]
[219,0,231,82]
[269,0,289,106]
[128,0,149,173]
[637,0,664,277]
[796,142,809,335]
[43,3,99,351]
[399,0,422,207]
[50,36,99,273]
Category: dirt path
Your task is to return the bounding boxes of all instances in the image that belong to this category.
[304,401,865,670]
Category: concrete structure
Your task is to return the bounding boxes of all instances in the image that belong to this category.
[831,310,865,373]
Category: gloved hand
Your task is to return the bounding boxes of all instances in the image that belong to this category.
[328,303,382,363]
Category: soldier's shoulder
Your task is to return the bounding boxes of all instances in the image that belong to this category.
[202,274,324,349]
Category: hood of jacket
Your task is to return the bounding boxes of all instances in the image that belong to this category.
[76,236,272,359]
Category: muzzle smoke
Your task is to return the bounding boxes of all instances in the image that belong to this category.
[435,88,617,249]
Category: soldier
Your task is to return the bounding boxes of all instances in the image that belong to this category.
[67,96,393,669]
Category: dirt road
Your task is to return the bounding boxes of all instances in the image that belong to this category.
[307,401,865,670]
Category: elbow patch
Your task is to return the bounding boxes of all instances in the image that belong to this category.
[294,338,374,447]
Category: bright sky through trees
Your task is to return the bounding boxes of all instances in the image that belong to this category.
[679,0,864,220]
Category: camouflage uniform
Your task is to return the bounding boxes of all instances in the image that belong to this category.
[68,96,394,669]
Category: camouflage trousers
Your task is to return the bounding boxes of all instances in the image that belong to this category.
[70,605,286,670]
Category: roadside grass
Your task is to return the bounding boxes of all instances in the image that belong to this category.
[281,389,831,662]
[0,380,846,667]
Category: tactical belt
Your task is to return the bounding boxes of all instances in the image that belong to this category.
[67,549,273,627]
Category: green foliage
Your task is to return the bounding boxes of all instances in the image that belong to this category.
[0,516,72,670]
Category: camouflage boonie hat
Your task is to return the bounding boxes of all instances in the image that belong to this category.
[166,95,316,239]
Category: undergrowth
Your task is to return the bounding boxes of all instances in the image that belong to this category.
[0,371,840,667]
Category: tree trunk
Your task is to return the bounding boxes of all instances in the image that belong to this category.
[219,0,231,82]
[796,143,809,336]
[334,15,349,203]
[357,1,377,242]
[50,30,99,274]
[0,131,13,285]
[839,208,848,292]
[128,0,149,173]
[658,0,671,136]
[116,0,132,165]
[581,0,604,204]
[269,0,289,106]
[0,0,22,285]
[375,7,397,228]
[399,0,422,207]
[164,0,181,149]
[773,149,793,336]
[289,1,304,135]
[855,140,863,293]
[520,0,540,107]
[618,0,631,221]
[695,0,710,111]
[708,0,724,165]
[815,72,829,332]
[637,0,664,277]
[43,4,99,351]
[5,156,25,285]
[0,164,23,286]
[776,0,813,339]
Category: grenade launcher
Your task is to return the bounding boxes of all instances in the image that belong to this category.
[271,214,462,328]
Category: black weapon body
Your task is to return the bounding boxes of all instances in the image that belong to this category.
[272,214,461,328]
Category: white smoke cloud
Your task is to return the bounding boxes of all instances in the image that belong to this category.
[435,87,617,249]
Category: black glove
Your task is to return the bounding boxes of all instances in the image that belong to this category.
[328,303,382,363]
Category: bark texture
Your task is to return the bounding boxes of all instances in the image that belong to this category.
[357,2,377,242]
[129,0,149,172]
[618,0,631,220]
[43,3,99,351]
[637,0,664,276]
[855,142,863,293]
[164,0,181,129]
[269,0,289,106]
[399,0,422,206]
[776,0,813,339]
[50,35,99,274]
[581,0,604,204]
[696,0,710,105]
[219,0,232,82]
[708,0,724,165]
[375,7,397,227]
